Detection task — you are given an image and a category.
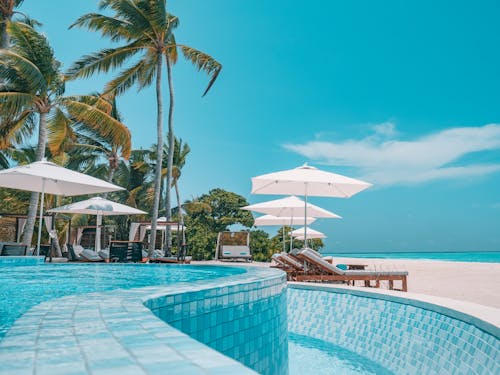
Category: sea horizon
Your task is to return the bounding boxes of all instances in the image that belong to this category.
[322,250,500,263]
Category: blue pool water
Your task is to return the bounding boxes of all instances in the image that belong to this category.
[0,262,244,339]
[325,251,500,263]
[288,334,393,375]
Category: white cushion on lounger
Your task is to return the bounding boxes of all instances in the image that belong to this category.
[74,245,84,255]
[80,249,102,261]
[98,249,109,259]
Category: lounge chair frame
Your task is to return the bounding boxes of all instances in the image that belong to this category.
[296,249,408,292]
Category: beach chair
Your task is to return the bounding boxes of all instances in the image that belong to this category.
[274,252,309,281]
[296,248,408,291]
[1,244,28,256]
[66,244,103,262]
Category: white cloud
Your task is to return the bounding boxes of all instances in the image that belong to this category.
[283,123,500,186]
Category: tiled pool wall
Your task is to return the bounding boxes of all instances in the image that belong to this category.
[288,284,500,375]
[0,263,288,375]
[145,277,288,375]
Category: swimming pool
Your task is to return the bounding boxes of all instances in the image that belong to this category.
[0,260,244,339]
[1,258,498,375]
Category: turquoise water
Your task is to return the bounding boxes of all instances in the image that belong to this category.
[0,262,244,339]
[324,251,500,263]
[288,333,392,375]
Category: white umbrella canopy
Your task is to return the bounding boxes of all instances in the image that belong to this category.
[251,163,372,198]
[251,164,371,243]
[242,196,341,218]
[0,160,124,196]
[254,214,316,226]
[48,198,144,253]
[0,161,125,255]
[48,197,145,252]
[291,227,326,239]
[48,197,145,216]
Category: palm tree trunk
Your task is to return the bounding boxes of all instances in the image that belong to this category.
[165,55,175,256]
[174,180,186,254]
[148,53,164,258]
[0,21,9,49]
[22,111,48,248]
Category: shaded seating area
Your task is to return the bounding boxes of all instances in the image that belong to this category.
[215,231,252,262]
[105,241,144,263]
[0,243,28,256]
[293,248,408,292]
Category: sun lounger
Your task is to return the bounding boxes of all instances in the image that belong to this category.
[0,243,28,256]
[271,252,307,281]
[66,244,103,262]
[295,248,408,292]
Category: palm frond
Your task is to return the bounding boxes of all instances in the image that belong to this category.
[0,49,47,93]
[65,42,144,79]
[0,109,33,148]
[70,13,134,42]
[0,91,34,116]
[179,45,222,96]
[7,22,59,84]
[47,107,74,155]
[104,54,156,95]
[62,99,131,159]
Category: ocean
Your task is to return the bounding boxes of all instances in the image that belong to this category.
[321,251,500,263]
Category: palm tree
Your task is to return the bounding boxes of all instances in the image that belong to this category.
[0,22,130,247]
[171,138,190,250]
[68,0,221,256]
[0,0,23,48]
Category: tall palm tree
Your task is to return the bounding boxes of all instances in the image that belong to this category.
[68,0,221,256]
[0,22,130,247]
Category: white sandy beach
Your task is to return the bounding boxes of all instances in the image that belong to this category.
[195,258,500,309]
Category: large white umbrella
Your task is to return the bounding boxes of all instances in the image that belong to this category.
[291,227,326,239]
[0,160,124,254]
[254,214,317,252]
[242,195,341,218]
[48,197,145,252]
[251,164,371,243]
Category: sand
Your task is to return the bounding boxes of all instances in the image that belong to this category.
[194,257,500,309]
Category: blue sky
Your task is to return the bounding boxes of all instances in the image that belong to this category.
[19,0,500,252]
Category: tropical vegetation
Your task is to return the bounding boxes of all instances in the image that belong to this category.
[0,0,322,262]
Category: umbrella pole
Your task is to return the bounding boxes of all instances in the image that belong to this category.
[304,183,308,248]
[36,179,45,256]
[282,225,285,253]
[95,214,102,252]
[290,217,294,252]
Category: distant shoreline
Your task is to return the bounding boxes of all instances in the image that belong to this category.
[322,251,500,263]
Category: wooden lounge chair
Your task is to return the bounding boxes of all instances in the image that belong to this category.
[295,248,408,292]
[271,252,309,281]
[0,243,28,256]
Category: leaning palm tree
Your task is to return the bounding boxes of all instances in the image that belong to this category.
[68,0,222,256]
[0,22,130,247]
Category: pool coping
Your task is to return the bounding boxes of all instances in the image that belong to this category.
[0,264,286,375]
[289,282,500,338]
